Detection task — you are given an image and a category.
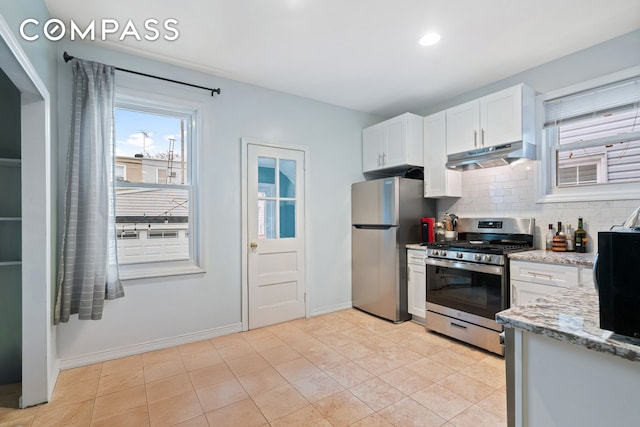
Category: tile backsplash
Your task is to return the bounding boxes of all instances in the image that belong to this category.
[436,160,640,252]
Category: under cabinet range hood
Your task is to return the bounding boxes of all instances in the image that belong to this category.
[446,141,536,171]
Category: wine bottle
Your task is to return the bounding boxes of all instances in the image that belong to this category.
[566,224,575,251]
[556,221,564,236]
[575,217,587,253]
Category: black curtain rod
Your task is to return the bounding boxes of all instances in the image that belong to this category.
[63,51,221,96]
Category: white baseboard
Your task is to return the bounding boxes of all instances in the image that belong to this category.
[58,323,243,370]
[309,302,353,317]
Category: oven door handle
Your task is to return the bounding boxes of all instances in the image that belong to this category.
[425,257,503,275]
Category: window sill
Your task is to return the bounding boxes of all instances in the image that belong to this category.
[119,262,205,281]
[536,184,640,204]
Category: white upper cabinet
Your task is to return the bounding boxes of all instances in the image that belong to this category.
[423,111,461,198]
[445,99,481,156]
[362,113,423,173]
[362,125,386,172]
[481,86,523,147]
[446,84,535,156]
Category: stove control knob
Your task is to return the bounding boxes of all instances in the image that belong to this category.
[456,252,463,259]
[441,251,447,257]
[483,255,492,263]
[474,254,482,261]
[432,250,439,256]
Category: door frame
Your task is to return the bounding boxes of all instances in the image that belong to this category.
[240,137,311,331]
[0,15,54,407]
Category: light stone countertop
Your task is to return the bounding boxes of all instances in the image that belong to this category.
[497,285,640,362]
[508,249,595,267]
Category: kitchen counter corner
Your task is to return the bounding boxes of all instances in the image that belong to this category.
[497,285,640,362]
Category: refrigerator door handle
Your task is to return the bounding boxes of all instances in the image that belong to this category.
[353,224,397,230]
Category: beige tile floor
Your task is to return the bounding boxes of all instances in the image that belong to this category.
[0,309,507,427]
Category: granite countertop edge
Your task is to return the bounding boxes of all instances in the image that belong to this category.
[406,243,426,250]
[508,249,595,267]
[497,286,640,362]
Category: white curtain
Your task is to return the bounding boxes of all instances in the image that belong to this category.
[54,58,124,324]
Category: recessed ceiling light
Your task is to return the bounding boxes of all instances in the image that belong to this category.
[419,33,441,46]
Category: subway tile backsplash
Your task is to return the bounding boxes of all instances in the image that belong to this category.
[436,160,640,251]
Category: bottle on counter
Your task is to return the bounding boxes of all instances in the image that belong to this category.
[566,224,575,251]
[575,217,587,253]
[546,224,554,251]
[435,221,445,242]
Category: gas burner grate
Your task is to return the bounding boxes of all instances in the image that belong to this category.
[425,240,532,254]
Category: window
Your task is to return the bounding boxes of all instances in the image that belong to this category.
[117,231,139,240]
[538,68,640,202]
[115,163,126,181]
[114,95,199,276]
[148,230,179,239]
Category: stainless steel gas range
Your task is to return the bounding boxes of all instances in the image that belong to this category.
[424,218,534,355]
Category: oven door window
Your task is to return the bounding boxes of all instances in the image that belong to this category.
[426,263,503,319]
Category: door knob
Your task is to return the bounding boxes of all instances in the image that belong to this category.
[250,242,258,249]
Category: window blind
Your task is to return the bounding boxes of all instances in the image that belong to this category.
[544,76,640,128]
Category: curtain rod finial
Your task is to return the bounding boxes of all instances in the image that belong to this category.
[211,88,221,96]
[63,51,74,63]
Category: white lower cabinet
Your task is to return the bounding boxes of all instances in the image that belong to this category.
[510,260,583,307]
[407,249,426,321]
[510,279,565,306]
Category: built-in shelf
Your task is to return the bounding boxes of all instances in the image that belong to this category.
[0,157,21,167]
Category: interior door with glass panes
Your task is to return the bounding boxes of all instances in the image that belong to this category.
[247,144,305,329]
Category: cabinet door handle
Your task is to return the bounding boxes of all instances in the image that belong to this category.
[528,272,553,279]
[473,130,478,148]
[481,128,485,147]
[382,152,386,165]
[378,153,382,166]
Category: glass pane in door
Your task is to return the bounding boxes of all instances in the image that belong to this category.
[279,201,296,238]
[258,199,276,240]
[279,159,296,198]
[258,157,276,197]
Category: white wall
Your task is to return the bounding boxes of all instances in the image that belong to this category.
[55,40,380,363]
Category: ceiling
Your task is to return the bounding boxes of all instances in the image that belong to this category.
[45,0,640,117]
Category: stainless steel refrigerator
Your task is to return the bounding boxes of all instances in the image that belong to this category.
[351,177,436,322]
